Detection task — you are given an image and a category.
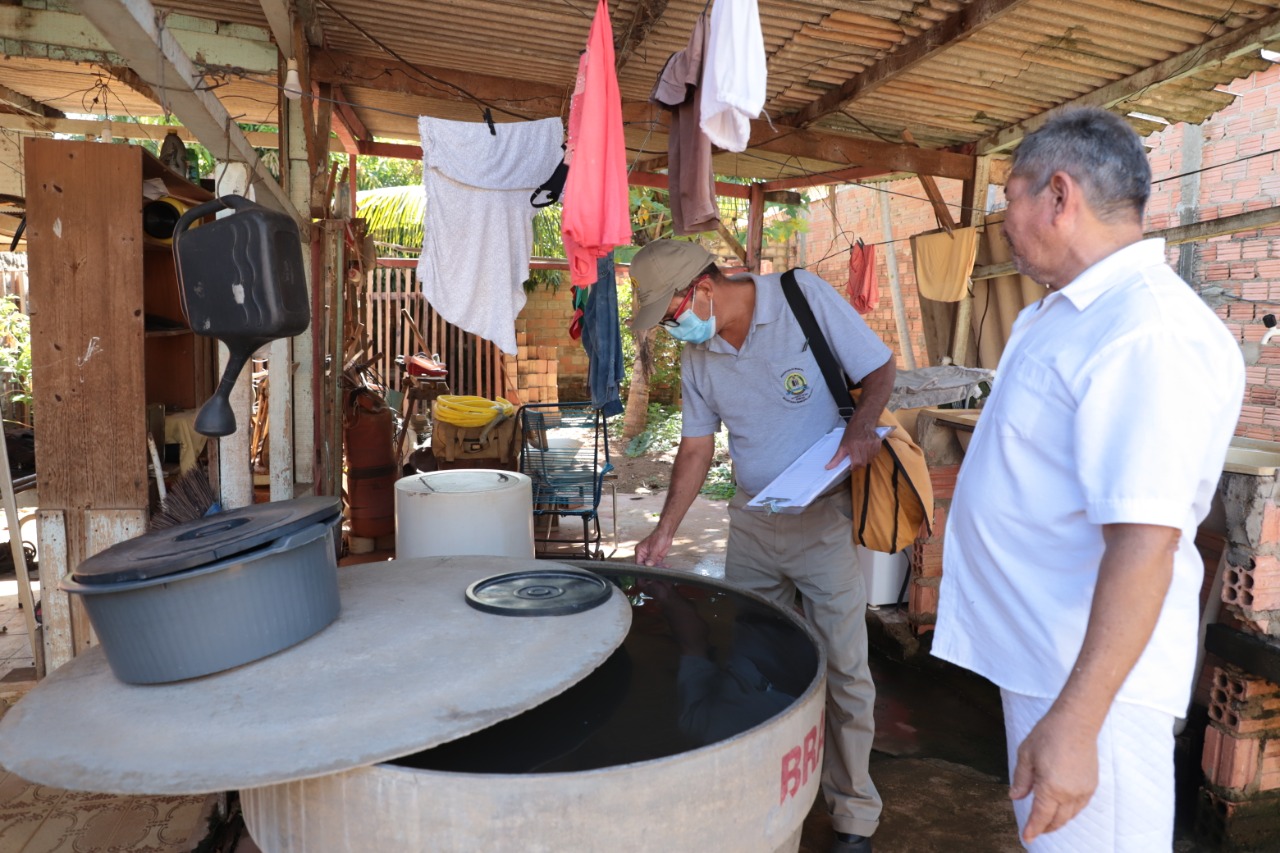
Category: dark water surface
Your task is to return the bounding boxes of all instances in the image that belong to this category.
[393,567,821,774]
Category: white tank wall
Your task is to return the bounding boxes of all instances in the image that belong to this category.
[241,674,824,853]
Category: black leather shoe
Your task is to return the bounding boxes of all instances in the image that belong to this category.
[831,832,872,853]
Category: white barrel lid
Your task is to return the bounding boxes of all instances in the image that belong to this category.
[0,556,630,795]
[395,469,529,495]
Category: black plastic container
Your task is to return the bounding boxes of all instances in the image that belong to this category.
[172,195,308,436]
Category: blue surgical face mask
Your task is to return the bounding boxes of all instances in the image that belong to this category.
[665,294,716,344]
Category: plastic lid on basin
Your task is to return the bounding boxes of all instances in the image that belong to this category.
[72,496,341,585]
[0,556,630,795]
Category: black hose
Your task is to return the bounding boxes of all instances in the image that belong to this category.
[9,216,24,253]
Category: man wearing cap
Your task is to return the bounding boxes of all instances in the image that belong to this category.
[631,239,895,853]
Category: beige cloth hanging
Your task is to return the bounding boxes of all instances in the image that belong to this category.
[911,226,979,302]
[969,212,1045,369]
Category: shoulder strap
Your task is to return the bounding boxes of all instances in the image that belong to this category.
[780,269,856,421]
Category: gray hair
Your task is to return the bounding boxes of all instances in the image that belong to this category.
[1011,107,1151,221]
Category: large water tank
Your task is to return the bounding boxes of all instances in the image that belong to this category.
[240,562,825,853]
[0,558,825,853]
[394,469,534,558]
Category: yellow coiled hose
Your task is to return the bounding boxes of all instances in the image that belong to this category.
[433,395,515,427]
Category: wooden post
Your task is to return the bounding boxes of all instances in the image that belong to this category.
[212,163,256,509]
[276,53,315,500]
[904,130,957,232]
[26,140,151,669]
[746,183,765,271]
[951,154,992,366]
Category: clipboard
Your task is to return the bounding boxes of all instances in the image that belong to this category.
[745,426,894,514]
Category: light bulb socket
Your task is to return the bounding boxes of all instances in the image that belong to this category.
[283,59,303,102]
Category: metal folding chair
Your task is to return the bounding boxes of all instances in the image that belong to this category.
[518,402,613,559]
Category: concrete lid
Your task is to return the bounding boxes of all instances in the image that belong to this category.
[0,556,630,795]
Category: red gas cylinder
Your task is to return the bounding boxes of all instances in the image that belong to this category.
[344,390,396,539]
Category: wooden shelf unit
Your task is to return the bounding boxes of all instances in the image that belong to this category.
[25,138,216,669]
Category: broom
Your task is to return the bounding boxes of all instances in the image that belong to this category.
[149,466,220,531]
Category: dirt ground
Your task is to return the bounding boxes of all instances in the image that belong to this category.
[607,434,676,494]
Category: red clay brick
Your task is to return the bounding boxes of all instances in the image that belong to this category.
[929,465,960,500]
[1204,725,1264,791]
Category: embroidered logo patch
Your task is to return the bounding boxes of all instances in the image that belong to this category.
[781,368,812,403]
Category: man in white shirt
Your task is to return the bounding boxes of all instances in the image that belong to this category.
[933,107,1245,850]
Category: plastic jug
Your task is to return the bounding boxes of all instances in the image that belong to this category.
[172,195,308,436]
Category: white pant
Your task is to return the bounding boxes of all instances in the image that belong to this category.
[1001,690,1175,852]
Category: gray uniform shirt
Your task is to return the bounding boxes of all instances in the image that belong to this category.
[680,269,893,496]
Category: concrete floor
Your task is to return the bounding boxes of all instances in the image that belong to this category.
[0,491,1215,851]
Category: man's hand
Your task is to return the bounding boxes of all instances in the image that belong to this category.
[635,528,674,567]
[827,420,882,470]
[1009,708,1100,842]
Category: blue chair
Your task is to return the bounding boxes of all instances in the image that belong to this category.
[518,402,613,559]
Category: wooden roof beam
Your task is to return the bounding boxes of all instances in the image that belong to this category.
[315,52,972,180]
[72,0,296,219]
[310,49,569,117]
[100,65,159,104]
[330,84,368,155]
[0,113,342,151]
[759,165,890,192]
[778,0,1032,129]
[749,120,974,182]
[0,5,277,74]
[257,0,295,59]
[295,0,325,49]
[979,9,1280,153]
[973,204,1280,281]
[628,170,750,199]
[0,83,64,119]
[614,0,670,71]
[258,0,324,53]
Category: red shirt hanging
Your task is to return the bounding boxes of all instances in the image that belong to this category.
[561,0,632,287]
[848,240,879,314]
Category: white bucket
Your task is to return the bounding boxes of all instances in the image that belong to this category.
[857,545,909,606]
[395,470,534,559]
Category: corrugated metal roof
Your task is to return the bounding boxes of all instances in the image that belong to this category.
[3,0,1280,182]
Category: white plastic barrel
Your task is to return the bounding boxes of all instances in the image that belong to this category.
[394,470,534,559]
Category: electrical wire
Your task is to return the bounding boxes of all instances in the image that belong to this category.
[44,39,1277,234]
[312,0,547,122]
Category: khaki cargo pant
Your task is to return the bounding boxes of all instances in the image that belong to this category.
[727,487,882,838]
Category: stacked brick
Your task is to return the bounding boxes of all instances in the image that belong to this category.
[1199,469,1280,847]
[1198,665,1280,848]
[514,287,588,401]
[1218,471,1280,637]
[907,463,958,635]
[513,332,559,405]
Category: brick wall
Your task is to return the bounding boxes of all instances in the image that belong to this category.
[1155,62,1280,444]
[799,180,958,370]
[802,61,1280,442]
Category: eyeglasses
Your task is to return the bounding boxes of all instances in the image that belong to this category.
[659,287,695,328]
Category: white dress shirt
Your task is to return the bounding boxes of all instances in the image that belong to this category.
[933,239,1245,716]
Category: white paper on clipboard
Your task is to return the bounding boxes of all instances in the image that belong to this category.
[745,425,894,514]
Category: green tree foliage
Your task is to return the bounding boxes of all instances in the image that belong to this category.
[353,154,421,191]
[0,296,32,421]
[355,183,564,290]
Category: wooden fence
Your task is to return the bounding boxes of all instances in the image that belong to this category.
[364,262,506,401]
